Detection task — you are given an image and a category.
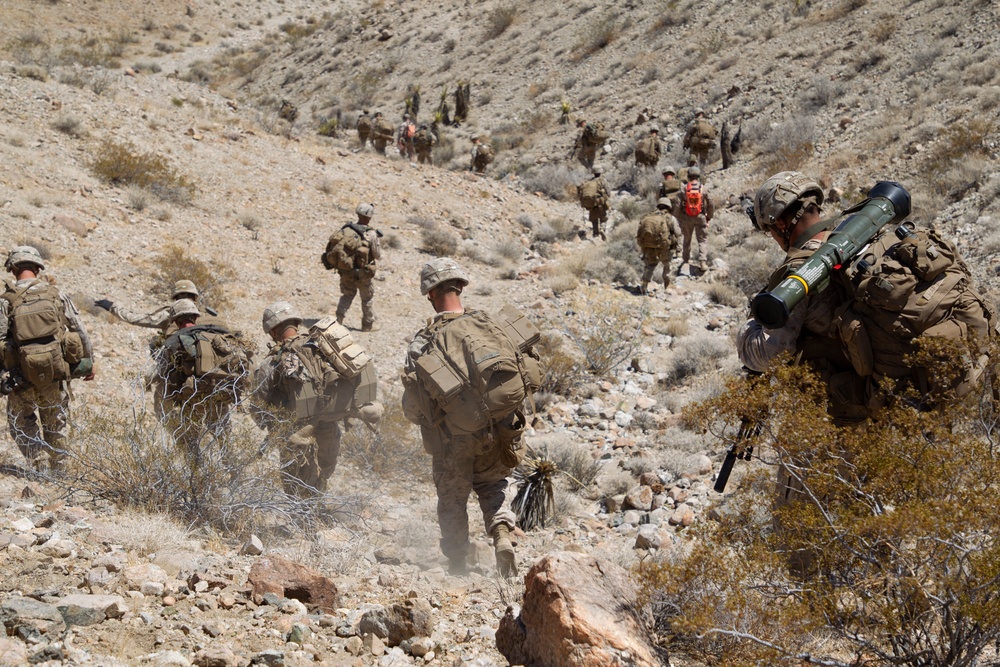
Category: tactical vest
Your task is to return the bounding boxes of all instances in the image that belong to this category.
[160,324,252,397]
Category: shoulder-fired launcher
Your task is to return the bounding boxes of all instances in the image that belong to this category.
[751,181,911,329]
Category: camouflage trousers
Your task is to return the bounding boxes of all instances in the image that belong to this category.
[281,419,342,496]
[640,245,674,287]
[358,130,369,149]
[416,149,433,165]
[372,137,389,155]
[428,428,517,564]
[8,382,69,470]
[336,270,376,329]
[162,384,236,467]
[587,205,609,238]
[691,140,713,168]
[676,213,709,264]
[576,144,598,168]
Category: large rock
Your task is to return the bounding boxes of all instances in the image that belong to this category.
[193,645,239,667]
[0,597,65,639]
[496,551,661,667]
[56,594,127,626]
[0,637,29,665]
[248,555,340,612]
[358,598,434,647]
[623,485,653,511]
[123,563,169,589]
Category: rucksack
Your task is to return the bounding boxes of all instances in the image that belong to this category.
[634,137,658,165]
[831,223,993,392]
[272,324,377,420]
[322,224,382,271]
[375,117,394,138]
[475,144,494,165]
[684,182,704,216]
[161,324,253,394]
[578,179,606,209]
[403,123,416,139]
[357,115,372,133]
[414,128,433,148]
[695,119,717,142]
[1,280,84,388]
[582,122,608,146]
[637,213,670,249]
[411,306,541,436]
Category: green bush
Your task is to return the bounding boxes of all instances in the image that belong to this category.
[90,140,194,204]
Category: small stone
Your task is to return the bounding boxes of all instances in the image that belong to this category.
[124,564,168,589]
[202,622,223,638]
[635,525,662,550]
[287,622,311,645]
[193,645,239,667]
[240,534,264,556]
[363,633,386,656]
[218,593,236,609]
[345,636,364,656]
[278,598,307,615]
[409,637,434,657]
[194,581,209,593]
[142,582,165,597]
[11,518,34,532]
[669,504,695,527]
[623,485,653,511]
[251,649,285,667]
[57,594,127,626]
[162,596,176,607]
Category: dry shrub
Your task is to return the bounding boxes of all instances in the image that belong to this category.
[724,233,782,297]
[125,185,150,211]
[534,435,601,492]
[661,336,730,387]
[704,282,745,308]
[522,164,586,201]
[421,226,460,256]
[61,405,355,535]
[573,14,620,60]
[52,114,84,137]
[759,117,815,174]
[483,2,518,40]
[340,394,425,479]
[660,316,690,338]
[150,245,237,311]
[534,216,578,243]
[535,331,583,395]
[559,286,647,377]
[91,139,194,204]
[492,238,523,263]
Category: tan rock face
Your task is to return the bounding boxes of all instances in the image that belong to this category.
[496,551,661,667]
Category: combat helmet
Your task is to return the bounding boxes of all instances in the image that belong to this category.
[420,258,469,296]
[657,197,673,210]
[356,203,375,219]
[592,165,604,176]
[262,301,302,334]
[170,299,200,321]
[649,125,659,134]
[688,166,701,179]
[753,171,825,233]
[662,166,676,176]
[5,246,45,272]
[172,279,200,300]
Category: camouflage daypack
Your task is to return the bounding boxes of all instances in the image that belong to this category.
[578,179,606,209]
[637,212,672,249]
[582,121,608,146]
[374,117,394,139]
[1,280,85,387]
[322,224,382,271]
[693,119,717,146]
[407,306,541,437]
[634,136,659,165]
[414,128,434,149]
[357,114,373,134]
[161,324,253,396]
[833,223,993,393]
[474,144,494,167]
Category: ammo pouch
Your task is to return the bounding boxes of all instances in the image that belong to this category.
[495,409,527,469]
[62,332,85,366]
[20,339,70,387]
[836,305,874,377]
[415,350,488,433]
[0,340,15,370]
[309,317,370,378]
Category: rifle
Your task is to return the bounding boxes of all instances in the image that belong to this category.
[714,416,761,493]
[751,181,911,329]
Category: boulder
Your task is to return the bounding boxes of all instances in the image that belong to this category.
[57,594,127,626]
[193,645,239,667]
[0,638,29,665]
[623,485,653,511]
[124,563,168,589]
[241,534,264,556]
[0,596,65,639]
[248,555,340,612]
[496,551,661,667]
[358,598,434,647]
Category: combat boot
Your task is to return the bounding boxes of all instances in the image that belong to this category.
[492,524,517,578]
[361,322,380,332]
[639,282,649,296]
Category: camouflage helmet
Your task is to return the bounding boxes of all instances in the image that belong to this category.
[262,301,302,334]
[170,299,200,321]
[662,166,676,176]
[688,166,701,178]
[172,279,200,300]
[649,125,659,134]
[687,155,698,165]
[5,246,45,272]
[356,203,375,219]
[592,165,604,175]
[694,107,705,116]
[753,171,825,233]
[420,258,470,296]
[577,118,587,127]
[657,197,673,210]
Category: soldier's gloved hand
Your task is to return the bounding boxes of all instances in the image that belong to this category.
[94,299,113,312]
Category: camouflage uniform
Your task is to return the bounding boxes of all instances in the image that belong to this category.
[634,127,662,168]
[572,120,601,168]
[329,204,380,332]
[579,169,610,240]
[637,200,682,293]
[371,113,392,155]
[682,110,718,168]
[153,301,250,465]
[357,111,372,149]
[414,125,436,165]
[397,117,416,160]
[658,169,682,200]
[673,171,714,271]
[470,138,493,174]
[404,313,517,571]
[1,269,93,470]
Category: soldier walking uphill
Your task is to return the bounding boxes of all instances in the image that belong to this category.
[673,166,714,274]
[253,302,382,496]
[401,259,542,577]
[414,124,437,165]
[356,110,373,150]
[153,300,253,465]
[634,125,662,168]
[470,136,494,174]
[397,114,417,160]
[322,203,384,332]
[658,167,682,200]
[570,118,607,168]
[371,112,394,155]
[577,165,611,241]
[637,198,682,294]
[0,246,94,471]
[682,108,717,168]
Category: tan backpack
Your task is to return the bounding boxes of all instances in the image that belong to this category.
[161,324,253,392]
[375,117,394,138]
[578,179,605,209]
[410,306,541,436]
[634,137,659,164]
[308,317,371,378]
[2,280,83,387]
[637,213,670,249]
[322,224,381,271]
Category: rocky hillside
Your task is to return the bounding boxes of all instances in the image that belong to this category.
[0,0,998,665]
